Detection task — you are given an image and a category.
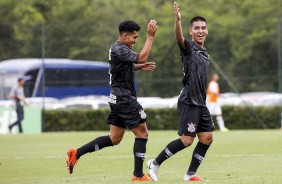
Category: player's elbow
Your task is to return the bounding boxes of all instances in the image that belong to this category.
[136,56,147,63]
[175,39,185,49]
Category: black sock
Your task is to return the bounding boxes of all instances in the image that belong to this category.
[76,135,113,159]
[187,142,210,175]
[155,139,186,166]
[133,138,148,177]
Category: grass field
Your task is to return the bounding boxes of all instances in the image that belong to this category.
[0,130,282,184]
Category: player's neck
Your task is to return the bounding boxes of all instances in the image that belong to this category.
[192,40,205,48]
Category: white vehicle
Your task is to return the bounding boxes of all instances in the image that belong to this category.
[219,92,281,107]
[138,96,178,109]
[60,95,109,110]
[26,97,65,110]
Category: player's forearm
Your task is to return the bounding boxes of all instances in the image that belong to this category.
[134,64,142,71]
[18,96,28,105]
[137,36,154,63]
[175,20,185,48]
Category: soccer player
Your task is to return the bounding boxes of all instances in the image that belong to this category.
[147,1,214,182]
[66,19,158,182]
[207,73,229,132]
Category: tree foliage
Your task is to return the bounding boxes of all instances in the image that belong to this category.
[0,0,281,96]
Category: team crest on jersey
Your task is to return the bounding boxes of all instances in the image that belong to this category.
[139,109,147,119]
[187,122,196,133]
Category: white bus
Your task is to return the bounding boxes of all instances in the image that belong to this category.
[0,58,110,100]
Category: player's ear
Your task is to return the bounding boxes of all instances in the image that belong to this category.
[189,28,192,35]
[120,32,127,39]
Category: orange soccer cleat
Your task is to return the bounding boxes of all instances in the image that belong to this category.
[184,174,206,181]
[66,147,78,174]
[131,174,152,182]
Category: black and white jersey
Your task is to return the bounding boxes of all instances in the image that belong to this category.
[108,41,139,104]
[178,39,210,107]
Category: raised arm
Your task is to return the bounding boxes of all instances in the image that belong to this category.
[174,1,185,48]
[136,20,158,63]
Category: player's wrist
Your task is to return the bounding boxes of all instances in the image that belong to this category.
[146,34,155,39]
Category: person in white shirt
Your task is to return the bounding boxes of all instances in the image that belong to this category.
[207,73,229,132]
[9,77,28,133]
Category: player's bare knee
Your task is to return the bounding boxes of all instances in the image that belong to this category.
[132,124,149,138]
[143,130,149,138]
[110,135,123,145]
[206,137,213,145]
[111,138,122,145]
[200,136,213,145]
[136,130,149,139]
[180,137,194,147]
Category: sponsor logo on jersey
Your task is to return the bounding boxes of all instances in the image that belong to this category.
[109,93,117,104]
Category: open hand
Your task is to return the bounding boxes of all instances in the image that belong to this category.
[147,20,158,37]
[138,62,156,71]
[174,1,181,21]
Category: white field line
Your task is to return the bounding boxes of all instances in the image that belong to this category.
[0,154,280,160]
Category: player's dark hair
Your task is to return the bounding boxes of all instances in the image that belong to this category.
[118,20,141,35]
[190,16,207,26]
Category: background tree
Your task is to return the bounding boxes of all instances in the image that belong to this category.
[0,0,280,97]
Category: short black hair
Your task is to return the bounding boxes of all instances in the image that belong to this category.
[18,77,23,82]
[190,16,207,26]
[118,20,141,35]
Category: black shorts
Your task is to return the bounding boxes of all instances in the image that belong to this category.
[177,101,214,137]
[107,100,147,129]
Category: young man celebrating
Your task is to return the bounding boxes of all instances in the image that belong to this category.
[66,19,157,182]
[147,1,214,182]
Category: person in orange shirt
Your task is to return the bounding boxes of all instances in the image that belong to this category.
[207,73,229,132]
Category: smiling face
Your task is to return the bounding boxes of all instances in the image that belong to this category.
[189,20,208,48]
[121,31,139,48]
[117,20,140,48]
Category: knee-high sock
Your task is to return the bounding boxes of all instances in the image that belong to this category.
[76,135,113,159]
[187,142,210,175]
[133,138,148,177]
[154,139,186,166]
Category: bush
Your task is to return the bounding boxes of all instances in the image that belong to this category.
[222,106,281,129]
[42,106,282,132]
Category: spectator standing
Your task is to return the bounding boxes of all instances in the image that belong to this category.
[9,77,27,133]
[207,73,229,132]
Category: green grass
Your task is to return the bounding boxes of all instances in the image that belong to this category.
[0,130,282,184]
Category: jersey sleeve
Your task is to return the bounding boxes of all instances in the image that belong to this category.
[116,46,139,63]
[179,39,192,56]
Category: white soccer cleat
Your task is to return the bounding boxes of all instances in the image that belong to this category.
[146,159,159,181]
